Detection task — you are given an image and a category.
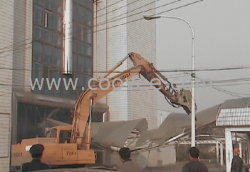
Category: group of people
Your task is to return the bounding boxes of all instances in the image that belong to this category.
[182,146,244,172]
[20,144,244,172]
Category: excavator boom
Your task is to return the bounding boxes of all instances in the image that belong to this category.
[71,52,193,149]
[128,52,192,114]
[70,65,143,148]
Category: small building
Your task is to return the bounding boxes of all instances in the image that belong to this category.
[216,103,250,172]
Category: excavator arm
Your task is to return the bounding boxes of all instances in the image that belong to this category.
[70,52,193,149]
[128,52,192,114]
[70,65,143,148]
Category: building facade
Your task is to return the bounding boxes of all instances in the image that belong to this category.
[94,0,157,129]
[0,0,107,171]
[93,0,158,167]
[0,0,159,170]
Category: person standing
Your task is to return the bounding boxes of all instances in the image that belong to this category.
[231,147,243,172]
[117,147,143,172]
[20,144,50,172]
[182,147,208,172]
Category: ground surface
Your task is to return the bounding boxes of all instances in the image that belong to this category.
[143,166,226,172]
[143,163,226,172]
[30,163,227,172]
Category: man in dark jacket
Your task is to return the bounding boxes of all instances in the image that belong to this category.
[20,144,50,172]
[118,147,143,172]
[231,147,243,172]
[182,147,208,172]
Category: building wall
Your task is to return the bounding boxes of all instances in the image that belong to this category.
[24,0,33,92]
[12,0,31,92]
[94,0,160,167]
[0,0,14,171]
[94,0,157,126]
[1,0,95,170]
[93,0,108,105]
[126,0,157,128]
[0,0,33,170]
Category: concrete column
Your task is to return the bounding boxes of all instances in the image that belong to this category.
[64,0,73,74]
[246,134,250,164]
[239,142,243,158]
[216,142,219,163]
[103,112,109,122]
[220,142,224,166]
[225,128,233,172]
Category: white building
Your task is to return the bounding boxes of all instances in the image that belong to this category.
[93,0,160,167]
[0,0,160,171]
[93,0,157,129]
[0,0,102,171]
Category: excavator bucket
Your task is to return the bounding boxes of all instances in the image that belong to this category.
[175,89,192,115]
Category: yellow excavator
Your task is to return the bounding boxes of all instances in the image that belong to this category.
[11,52,193,168]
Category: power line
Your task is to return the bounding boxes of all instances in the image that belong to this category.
[0,0,202,55]
[0,74,250,88]
[0,65,250,72]
[1,0,158,53]
[194,75,250,97]
[96,0,182,27]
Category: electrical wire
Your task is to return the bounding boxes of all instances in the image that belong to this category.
[194,74,250,97]
[0,0,203,55]
[0,0,159,53]
[1,75,249,91]
[0,65,250,72]
[96,0,182,27]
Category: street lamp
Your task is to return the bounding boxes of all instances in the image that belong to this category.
[143,14,196,147]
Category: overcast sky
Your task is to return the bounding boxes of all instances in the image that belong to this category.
[152,0,250,114]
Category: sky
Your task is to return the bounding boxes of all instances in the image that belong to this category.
[152,0,250,114]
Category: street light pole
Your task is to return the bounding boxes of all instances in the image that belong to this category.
[143,14,196,147]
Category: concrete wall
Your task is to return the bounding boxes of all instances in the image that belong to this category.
[94,0,157,127]
[0,0,14,171]
[94,0,165,167]
[0,0,32,170]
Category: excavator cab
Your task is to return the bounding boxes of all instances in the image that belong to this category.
[45,126,72,143]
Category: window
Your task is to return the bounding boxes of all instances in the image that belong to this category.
[44,10,53,29]
[49,128,57,138]
[34,5,44,26]
[53,32,62,46]
[32,0,93,100]
[77,55,85,72]
[34,26,43,41]
[33,41,43,61]
[53,14,62,32]
[45,0,53,10]
[54,0,63,13]
[33,0,63,96]
[44,45,52,64]
[53,47,61,66]
[72,0,93,99]
[84,8,93,27]
[86,58,92,75]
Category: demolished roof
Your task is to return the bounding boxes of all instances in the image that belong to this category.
[43,118,148,148]
[91,118,148,148]
[135,97,250,147]
[43,97,250,151]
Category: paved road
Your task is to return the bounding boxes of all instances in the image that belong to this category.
[143,167,226,172]
[27,165,227,172]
